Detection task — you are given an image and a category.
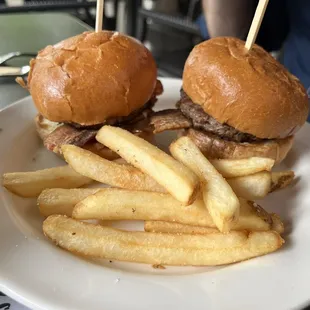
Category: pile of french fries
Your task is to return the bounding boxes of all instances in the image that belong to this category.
[2,125,295,266]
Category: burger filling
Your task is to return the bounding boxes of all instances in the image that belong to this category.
[151,89,263,143]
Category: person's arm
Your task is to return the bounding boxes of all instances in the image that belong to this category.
[202,0,255,39]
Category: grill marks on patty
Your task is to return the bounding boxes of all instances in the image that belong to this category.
[151,89,262,143]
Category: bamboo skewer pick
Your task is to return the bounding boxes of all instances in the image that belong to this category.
[245,0,270,51]
[95,0,104,32]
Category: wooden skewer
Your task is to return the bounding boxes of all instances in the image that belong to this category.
[95,0,104,32]
[245,0,269,51]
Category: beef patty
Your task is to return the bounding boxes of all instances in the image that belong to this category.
[178,90,261,143]
[150,89,263,143]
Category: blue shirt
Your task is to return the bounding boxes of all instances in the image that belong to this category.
[283,0,310,91]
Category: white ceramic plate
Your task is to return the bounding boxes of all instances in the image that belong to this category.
[1,78,310,310]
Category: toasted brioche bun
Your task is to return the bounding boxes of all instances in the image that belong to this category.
[35,115,154,160]
[28,31,157,126]
[183,37,309,139]
[181,129,293,164]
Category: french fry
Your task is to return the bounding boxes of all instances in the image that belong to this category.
[45,215,248,249]
[271,214,284,234]
[238,200,273,231]
[170,137,239,232]
[144,221,218,234]
[96,126,200,205]
[114,159,276,200]
[62,145,165,193]
[227,171,271,200]
[38,188,100,217]
[210,157,275,178]
[43,215,284,266]
[73,188,273,231]
[73,188,210,224]
[270,171,295,192]
[113,159,275,200]
[2,166,92,197]
[145,213,284,234]
[61,145,272,201]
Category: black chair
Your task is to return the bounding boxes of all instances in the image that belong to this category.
[137,0,202,42]
[136,0,203,77]
[0,0,96,14]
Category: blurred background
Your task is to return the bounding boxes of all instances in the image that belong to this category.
[1,0,205,78]
[0,0,309,101]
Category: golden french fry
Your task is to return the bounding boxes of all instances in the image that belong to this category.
[270,171,295,192]
[96,126,200,205]
[114,158,274,200]
[38,188,100,217]
[144,221,218,234]
[271,214,285,234]
[45,215,248,249]
[227,171,272,200]
[73,188,208,223]
[43,215,284,266]
[73,188,272,231]
[238,200,272,231]
[210,157,275,178]
[170,137,239,232]
[112,158,128,165]
[112,159,272,200]
[145,213,284,234]
[61,145,165,193]
[2,166,92,197]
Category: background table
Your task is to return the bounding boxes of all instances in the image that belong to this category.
[0,12,91,110]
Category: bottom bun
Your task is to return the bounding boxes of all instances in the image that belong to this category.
[182,129,294,164]
[35,115,154,160]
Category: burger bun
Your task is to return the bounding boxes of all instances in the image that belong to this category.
[183,37,309,139]
[29,31,157,126]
